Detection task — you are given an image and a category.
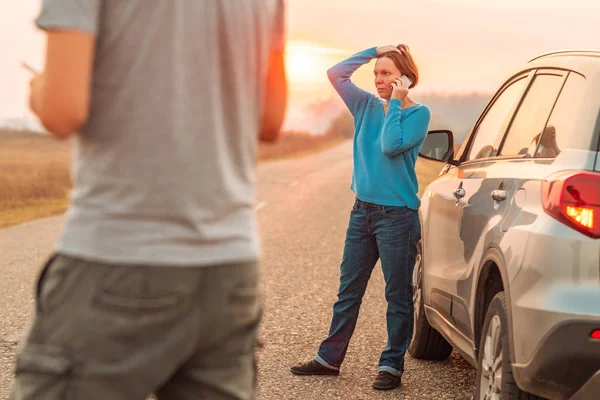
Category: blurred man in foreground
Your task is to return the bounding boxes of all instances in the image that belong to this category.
[12,1,287,399]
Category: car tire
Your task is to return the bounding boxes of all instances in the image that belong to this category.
[408,241,453,361]
[476,292,546,400]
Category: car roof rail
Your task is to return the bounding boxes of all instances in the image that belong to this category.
[529,49,600,62]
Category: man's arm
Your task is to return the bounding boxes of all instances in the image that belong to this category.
[259,0,287,143]
[29,30,95,139]
[259,46,287,143]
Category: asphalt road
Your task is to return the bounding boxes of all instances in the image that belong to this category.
[0,141,476,399]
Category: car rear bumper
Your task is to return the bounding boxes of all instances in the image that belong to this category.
[512,321,600,400]
[570,369,600,400]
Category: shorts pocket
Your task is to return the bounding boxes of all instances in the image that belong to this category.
[36,255,79,314]
[14,344,72,400]
[35,255,57,313]
[92,268,182,315]
[228,264,261,323]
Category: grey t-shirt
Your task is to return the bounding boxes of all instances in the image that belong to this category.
[36,0,284,266]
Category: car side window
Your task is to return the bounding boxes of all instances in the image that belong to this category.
[499,73,565,157]
[467,77,528,161]
[532,73,586,158]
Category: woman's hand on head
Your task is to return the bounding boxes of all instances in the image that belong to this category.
[391,77,409,102]
[397,44,410,53]
[376,45,401,56]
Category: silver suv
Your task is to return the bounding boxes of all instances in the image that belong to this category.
[410,50,600,400]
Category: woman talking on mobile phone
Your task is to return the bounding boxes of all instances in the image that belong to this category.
[290,44,431,391]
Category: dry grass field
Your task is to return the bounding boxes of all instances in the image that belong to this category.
[0,129,346,229]
[0,130,71,229]
[416,157,444,197]
[259,132,345,162]
[0,128,443,229]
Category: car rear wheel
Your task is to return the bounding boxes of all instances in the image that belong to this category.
[408,241,453,360]
[476,292,546,400]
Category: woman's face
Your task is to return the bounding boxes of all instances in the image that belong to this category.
[374,57,402,100]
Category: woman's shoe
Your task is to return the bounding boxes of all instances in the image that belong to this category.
[290,360,339,375]
[371,371,401,390]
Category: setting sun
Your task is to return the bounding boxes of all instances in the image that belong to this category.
[285,40,331,86]
[287,48,311,77]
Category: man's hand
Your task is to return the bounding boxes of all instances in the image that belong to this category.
[376,45,401,56]
[391,77,408,102]
[28,73,45,119]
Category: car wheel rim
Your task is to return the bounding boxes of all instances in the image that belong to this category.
[480,315,503,400]
[412,250,422,338]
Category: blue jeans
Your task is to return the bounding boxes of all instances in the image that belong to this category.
[315,198,421,376]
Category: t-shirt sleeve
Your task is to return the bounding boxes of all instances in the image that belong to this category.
[35,0,102,36]
[271,0,285,52]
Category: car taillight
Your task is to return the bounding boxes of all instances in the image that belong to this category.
[592,330,600,340]
[541,171,600,239]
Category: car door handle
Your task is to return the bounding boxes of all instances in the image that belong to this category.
[491,190,507,201]
[454,188,467,199]
[453,188,466,199]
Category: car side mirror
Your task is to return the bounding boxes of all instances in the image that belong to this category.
[419,130,456,164]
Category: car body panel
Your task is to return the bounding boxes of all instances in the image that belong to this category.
[418,51,600,399]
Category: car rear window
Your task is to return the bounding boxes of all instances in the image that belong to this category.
[541,73,595,155]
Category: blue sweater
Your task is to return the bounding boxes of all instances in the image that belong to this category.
[328,47,431,209]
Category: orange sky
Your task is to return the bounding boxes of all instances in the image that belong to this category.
[2,0,600,128]
[285,0,600,93]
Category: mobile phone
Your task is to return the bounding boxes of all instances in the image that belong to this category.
[21,61,40,75]
[401,75,413,88]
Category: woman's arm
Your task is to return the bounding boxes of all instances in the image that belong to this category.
[381,100,431,157]
[327,47,378,116]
